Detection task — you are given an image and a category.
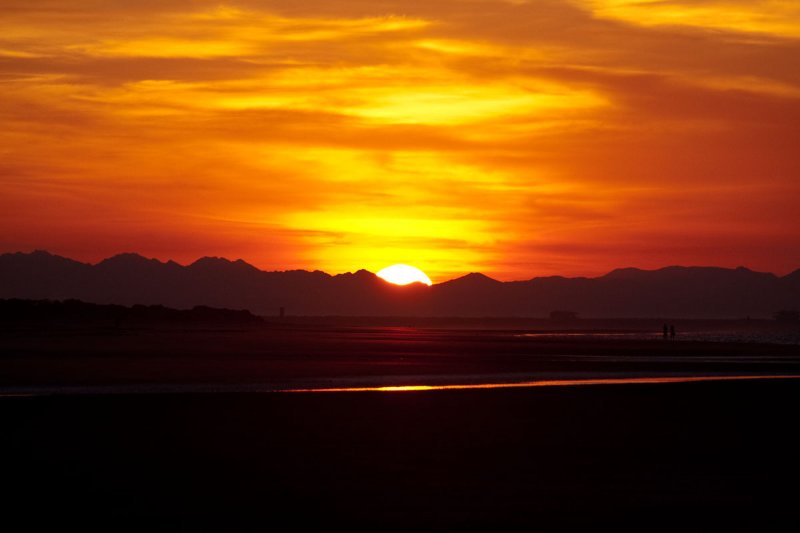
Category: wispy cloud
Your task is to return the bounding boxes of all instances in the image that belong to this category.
[1,1,799,279]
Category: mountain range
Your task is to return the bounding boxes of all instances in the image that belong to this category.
[1,251,799,318]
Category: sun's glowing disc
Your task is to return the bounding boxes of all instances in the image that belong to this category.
[376,264,433,286]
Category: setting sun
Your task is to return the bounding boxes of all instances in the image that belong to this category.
[376,264,433,286]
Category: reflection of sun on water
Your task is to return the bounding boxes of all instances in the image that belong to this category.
[280,375,800,393]
[376,386,436,391]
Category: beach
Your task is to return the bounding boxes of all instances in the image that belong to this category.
[1,321,799,391]
[3,380,800,529]
[2,322,800,528]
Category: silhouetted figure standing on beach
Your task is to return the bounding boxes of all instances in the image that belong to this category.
[663,324,669,339]
[670,325,676,339]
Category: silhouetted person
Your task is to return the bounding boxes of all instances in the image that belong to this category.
[670,325,676,339]
[663,324,668,339]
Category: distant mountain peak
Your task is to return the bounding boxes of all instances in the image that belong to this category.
[100,252,156,264]
[335,269,376,279]
[11,249,65,260]
[0,250,87,268]
[782,268,800,281]
[191,256,231,266]
[30,249,56,257]
[603,265,722,278]
[444,272,500,286]
[601,267,645,279]
[189,256,259,272]
[600,265,778,282]
[96,253,172,272]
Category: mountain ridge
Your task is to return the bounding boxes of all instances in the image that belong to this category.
[1,251,798,318]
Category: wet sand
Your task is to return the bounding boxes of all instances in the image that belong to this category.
[2,323,800,390]
[3,323,800,528]
[3,380,800,529]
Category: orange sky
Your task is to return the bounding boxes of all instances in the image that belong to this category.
[2,0,799,282]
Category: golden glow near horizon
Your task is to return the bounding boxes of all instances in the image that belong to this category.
[2,1,799,279]
[279,375,800,393]
[376,264,433,286]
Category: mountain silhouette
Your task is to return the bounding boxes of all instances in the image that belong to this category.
[783,268,800,289]
[441,272,502,288]
[1,251,798,318]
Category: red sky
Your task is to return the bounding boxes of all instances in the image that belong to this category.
[2,0,799,282]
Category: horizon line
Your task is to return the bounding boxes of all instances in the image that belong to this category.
[3,249,798,285]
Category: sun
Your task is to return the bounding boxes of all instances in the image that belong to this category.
[376,264,433,286]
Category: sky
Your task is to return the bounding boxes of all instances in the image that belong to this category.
[2,0,799,282]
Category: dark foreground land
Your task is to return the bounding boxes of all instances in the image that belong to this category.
[3,319,800,529]
[2,320,800,390]
[4,380,800,530]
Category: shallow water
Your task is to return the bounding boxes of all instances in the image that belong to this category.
[517,328,800,345]
[3,372,798,396]
[278,374,800,392]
